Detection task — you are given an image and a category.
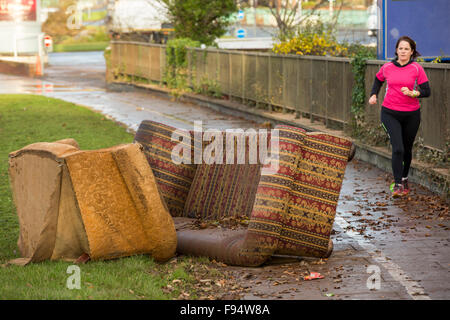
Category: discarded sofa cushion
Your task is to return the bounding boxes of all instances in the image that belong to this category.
[183,131,267,220]
[273,127,353,258]
[8,139,176,265]
[134,120,197,217]
[183,163,261,220]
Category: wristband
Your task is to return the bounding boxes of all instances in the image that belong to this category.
[412,90,420,98]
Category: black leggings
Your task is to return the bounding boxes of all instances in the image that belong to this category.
[381,107,421,184]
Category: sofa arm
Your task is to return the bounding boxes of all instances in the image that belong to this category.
[176,228,277,267]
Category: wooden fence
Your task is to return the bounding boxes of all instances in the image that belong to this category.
[110,41,450,152]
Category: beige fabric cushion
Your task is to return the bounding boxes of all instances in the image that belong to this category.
[8,141,176,265]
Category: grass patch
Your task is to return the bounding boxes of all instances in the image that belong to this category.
[0,94,237,300]
[53,41,110,53]
[82,10,107,22]
[0,94,134,263]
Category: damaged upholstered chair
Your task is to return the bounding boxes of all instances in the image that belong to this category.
[135,120,355,267]
[8,139,176,265]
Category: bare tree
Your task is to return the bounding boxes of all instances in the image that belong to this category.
[268,0,345,40]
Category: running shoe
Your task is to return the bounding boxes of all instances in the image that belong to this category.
[390,182,404,198]
[402,178,410,196]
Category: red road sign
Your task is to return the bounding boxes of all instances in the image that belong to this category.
[44,36,52,48]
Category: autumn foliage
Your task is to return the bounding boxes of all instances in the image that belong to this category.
[273,31,348,57]
[42,0,86,43]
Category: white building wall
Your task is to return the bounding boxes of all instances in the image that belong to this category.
[0,0,42,55]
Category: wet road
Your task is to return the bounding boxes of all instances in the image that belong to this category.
[0,51,254,132]
[0,51,448,300]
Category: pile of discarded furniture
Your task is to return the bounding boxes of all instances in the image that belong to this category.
[9,120,355,267]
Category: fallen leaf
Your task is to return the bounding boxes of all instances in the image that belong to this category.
[304,272,324,281]
[199,279,212,283]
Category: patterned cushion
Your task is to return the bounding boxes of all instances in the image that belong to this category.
[183,132,263,220]
[134,120,197,217]
[274,127,353,258]
[184,164,262,220]
[243,126,305,263]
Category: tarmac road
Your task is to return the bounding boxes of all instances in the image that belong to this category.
[1,51,255,132]
[0,51,448,300]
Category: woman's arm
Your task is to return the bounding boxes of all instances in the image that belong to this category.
[415,63,431,98]
[370,77,384,97]
[369,77,384,105]
[401,81,431,98]
[417,81,431,98]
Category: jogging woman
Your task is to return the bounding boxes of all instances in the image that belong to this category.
[369,36,431,198]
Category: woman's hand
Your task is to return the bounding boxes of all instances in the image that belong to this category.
[401,87,420,98]
[401,87,413,96]
[368,94,377,105]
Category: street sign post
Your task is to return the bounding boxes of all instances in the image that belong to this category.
[237,9,244,20]
[44,35,53,52]
[236,28,246,39]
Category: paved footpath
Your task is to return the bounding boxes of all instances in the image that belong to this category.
[234,159,449,300]
[1,51,448,300]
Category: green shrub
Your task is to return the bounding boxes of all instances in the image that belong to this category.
[273,32,348,56]
[164,38,200,90]
[273,22,348,56]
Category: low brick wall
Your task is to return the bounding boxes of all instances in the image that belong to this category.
[0,59,36,77]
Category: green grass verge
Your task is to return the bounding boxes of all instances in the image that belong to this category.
[0,94,216,300]
[82,10,107,22]
[53,41,110,53]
